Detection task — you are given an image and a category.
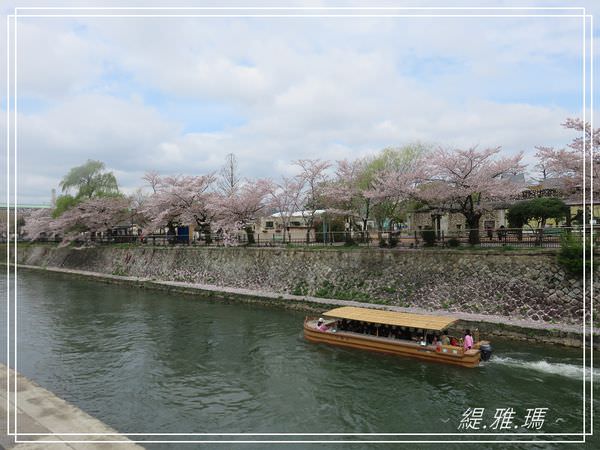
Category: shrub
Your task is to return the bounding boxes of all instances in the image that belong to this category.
[557,232,591,276]
[420,227,436,247]
[447,238,460,248]
[389,236,398,248]
[379,238,387,248]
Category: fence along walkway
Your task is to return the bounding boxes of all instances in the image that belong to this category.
[33,226,596,249]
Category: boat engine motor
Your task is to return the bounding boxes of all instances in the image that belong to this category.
[479,343,493,362]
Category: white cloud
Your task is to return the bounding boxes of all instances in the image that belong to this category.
[4,8,595,204]
[16,19,108,99]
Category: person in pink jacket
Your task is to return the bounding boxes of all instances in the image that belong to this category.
[317,318,329,332]
[463,329,474,351]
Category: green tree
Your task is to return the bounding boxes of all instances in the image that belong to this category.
[507,198,568,229]
[52,194,78,218]
[365,143,429,235]
[54,160,120,217]
[59,159,119,200]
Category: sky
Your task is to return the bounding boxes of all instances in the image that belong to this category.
[1,0,599,204]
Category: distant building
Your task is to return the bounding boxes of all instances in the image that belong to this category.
[258,210,326,241]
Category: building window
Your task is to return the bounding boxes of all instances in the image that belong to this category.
[291,221,301,227]
[456,224,462,230]
[265,221,274,229]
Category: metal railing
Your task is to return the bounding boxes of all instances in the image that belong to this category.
[14,226,600,249]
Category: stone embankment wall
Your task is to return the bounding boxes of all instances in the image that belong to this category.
[15,245,596,326]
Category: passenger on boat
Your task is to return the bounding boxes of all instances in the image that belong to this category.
[441,330,450,345]
[463,329,474,350]
[317,318,329,332]
[450,336,459,346]
[431,335,439,346]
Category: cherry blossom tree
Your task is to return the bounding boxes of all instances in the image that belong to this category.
[142,170,162,194]
[535,118,600,194]
[321,159,371,241]
[293,159,331,242]
[24,197,132,245]
[534,118,600,226]
[415,146,524,244]
[211,178,272,245]
[323,148,425,241]
[63,196,132,243]
[128,188,150,230]
[22,208,54,241]
[141,173,216,239]
[364,145,428,234]
[267,177,304,243]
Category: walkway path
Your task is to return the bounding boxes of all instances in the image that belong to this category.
[0,364,144,449]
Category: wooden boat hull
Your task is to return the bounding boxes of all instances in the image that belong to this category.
[304,322,482,368]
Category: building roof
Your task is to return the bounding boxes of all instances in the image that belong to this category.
[271,209,326,218]
[525,178,564,191]
[322,306,458,331]
[563,194,600,206]
[0,204,52,209]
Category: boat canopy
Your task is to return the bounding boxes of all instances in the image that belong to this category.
[322,306,458,332]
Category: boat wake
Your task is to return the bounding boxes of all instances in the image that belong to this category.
[491,356,600,381]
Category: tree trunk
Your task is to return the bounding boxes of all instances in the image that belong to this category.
[537,218,547,246]
[465,214,481,245]
[565,212,572,232]
[167,221,176,245]
[305,220,312,244]
[245,226,255,245]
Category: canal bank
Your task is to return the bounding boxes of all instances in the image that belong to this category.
[12,244,596,328]
[0,364,144,449]
[9,263,598,349]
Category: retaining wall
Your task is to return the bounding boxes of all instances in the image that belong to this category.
[13,244,596,327]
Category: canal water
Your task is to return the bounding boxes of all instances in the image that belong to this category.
[2,270,598,448]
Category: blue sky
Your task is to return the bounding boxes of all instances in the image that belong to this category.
[0,0,598,204]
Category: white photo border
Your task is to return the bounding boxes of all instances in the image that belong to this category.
[4,5,594,445]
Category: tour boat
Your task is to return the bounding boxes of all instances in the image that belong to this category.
[304,306,492,368]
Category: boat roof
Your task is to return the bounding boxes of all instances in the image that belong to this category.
[322,306,458,331]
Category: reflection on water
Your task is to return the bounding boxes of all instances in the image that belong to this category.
[2,270,598,447]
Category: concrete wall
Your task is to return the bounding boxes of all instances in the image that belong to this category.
[14,244,595,327]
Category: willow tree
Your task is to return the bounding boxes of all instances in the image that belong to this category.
[59,159,119,199]
[54,160,120,217]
